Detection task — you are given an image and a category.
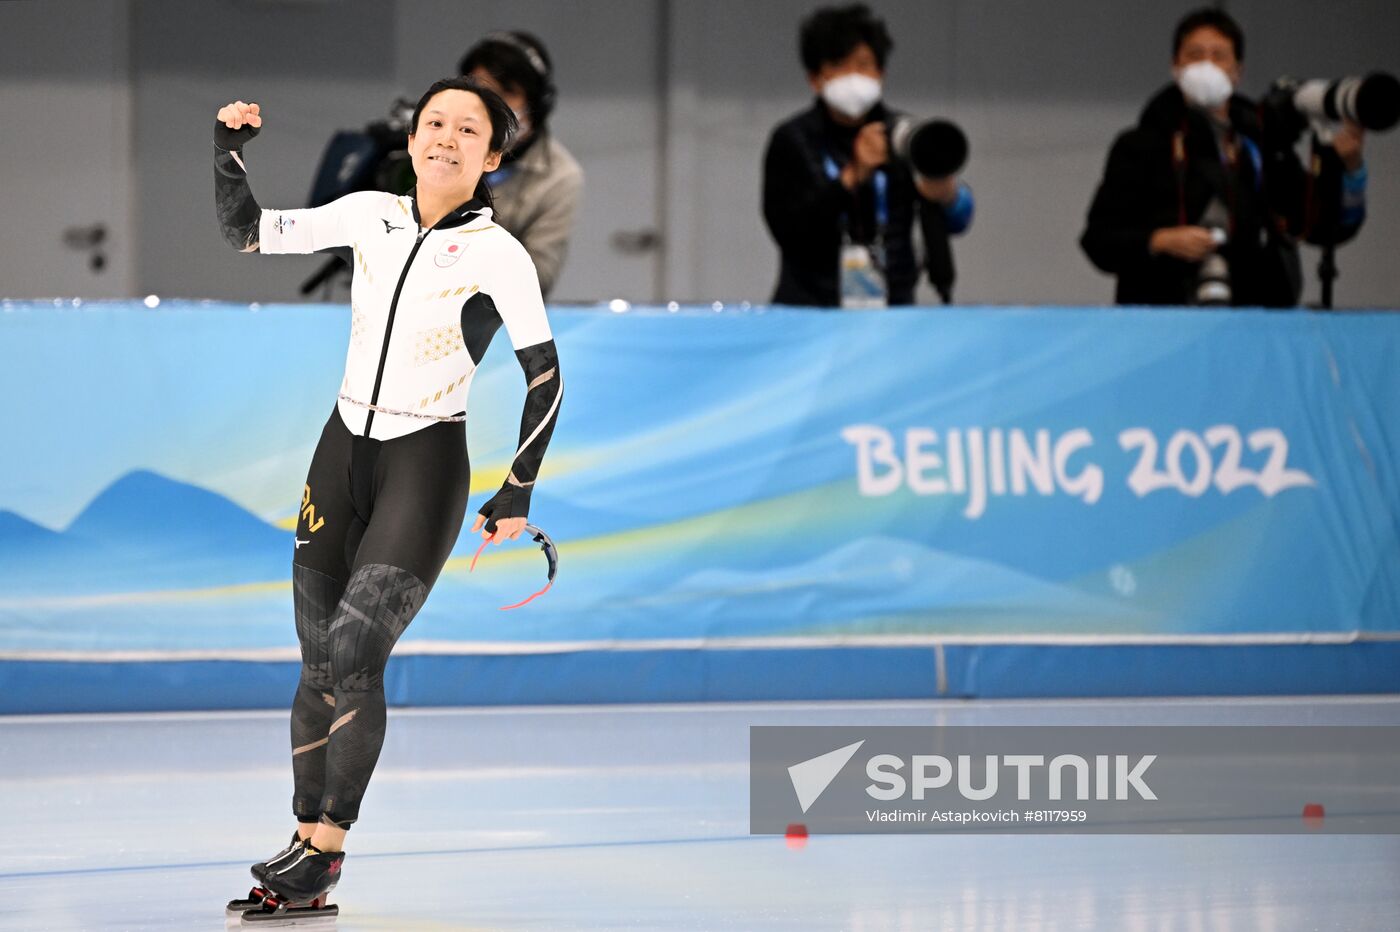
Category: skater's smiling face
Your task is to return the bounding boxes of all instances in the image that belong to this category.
[407,82,515,201]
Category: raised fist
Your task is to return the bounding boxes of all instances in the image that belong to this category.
[214,100,262,150]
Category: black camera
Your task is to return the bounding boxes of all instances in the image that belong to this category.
[888,117,969,179]
[301,101,417,296]
[1258,73,1397,309]
[307,99,416,209]
[1264,72,1400,145]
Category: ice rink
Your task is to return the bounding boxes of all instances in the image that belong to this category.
[4,697,1400,931]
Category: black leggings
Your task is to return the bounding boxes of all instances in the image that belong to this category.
[289,409,469,828]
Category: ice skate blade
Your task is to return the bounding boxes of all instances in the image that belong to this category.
[240,901,339,927]
[226,887,268,916]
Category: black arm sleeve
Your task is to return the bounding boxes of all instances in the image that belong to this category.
[1080,131,1158,275]
[478,339,562,532]
[762,125,853,250]
[214,120,262,252]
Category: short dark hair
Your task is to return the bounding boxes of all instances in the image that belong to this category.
[458,31,557,129]
[799,4,893,75]
[409,76,519,155]
[409,77,519,210]
[1172,7,1244,62]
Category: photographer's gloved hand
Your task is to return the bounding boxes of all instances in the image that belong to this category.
[915,174,960,205]
[841,122,888,190]
[215,100,262,150]
[1333,121,1365,172]
[1149,226,1218,262]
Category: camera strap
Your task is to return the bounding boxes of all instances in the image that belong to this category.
[1172,131,1189,226]
[1173,123,1256,237]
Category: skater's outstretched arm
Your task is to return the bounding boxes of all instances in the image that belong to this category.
[213,100,264,252]
[470,238,561,544]
[473,337,562,540]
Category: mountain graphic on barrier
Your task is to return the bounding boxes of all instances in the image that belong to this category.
[0,510,65,549]
[67,470,292,549]
[0,464,627,603]
[0,469,292,596]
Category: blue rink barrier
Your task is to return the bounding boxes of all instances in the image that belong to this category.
[3,642,1400,714]
[1,301,1399,711]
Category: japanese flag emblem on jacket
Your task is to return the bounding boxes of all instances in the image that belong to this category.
[435,240,467,268]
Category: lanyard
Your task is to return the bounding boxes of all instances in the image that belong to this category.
[484,163,521,187]
[823,154,888,235]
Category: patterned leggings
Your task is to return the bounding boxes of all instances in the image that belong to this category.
[288,409,469,828]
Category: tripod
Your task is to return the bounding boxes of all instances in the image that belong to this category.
[1307,130,1349,311]
[1317,242,1338,310]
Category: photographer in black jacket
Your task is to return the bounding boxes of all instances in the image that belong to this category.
[762,4,974,307]
[1080,8,1368,307]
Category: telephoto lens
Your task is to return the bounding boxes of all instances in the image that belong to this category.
[1290,72,1400,132]
[888,117,969,179]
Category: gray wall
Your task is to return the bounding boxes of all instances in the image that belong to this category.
[394,0,666,301]
[0,1,135,299]
[2,0,1396,307]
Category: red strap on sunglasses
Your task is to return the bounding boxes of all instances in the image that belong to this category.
[469,525,557,610]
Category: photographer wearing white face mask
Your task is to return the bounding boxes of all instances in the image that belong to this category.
[761,4,975,308]
[460,31,583,299]
[1080,8,1369,307]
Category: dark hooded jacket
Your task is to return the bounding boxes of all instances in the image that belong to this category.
[1080,84,1361,307]
[763,101,960,307]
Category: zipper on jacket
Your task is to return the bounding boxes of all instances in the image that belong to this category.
[363,227,429,437]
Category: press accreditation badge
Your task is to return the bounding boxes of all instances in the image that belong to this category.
[839,242,888,310]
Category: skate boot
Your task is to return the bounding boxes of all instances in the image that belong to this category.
[240,842,343,926]
[226,831,308,918]
[252,831,310,882]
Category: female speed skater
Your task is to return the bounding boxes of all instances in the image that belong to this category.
[212,77,562,923]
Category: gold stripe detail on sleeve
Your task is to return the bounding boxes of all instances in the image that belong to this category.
[527,367,557,392]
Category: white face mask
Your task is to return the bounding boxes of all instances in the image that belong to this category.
[513,108,533,143]
[1175,61,1233,111]
[821,73,882,120]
